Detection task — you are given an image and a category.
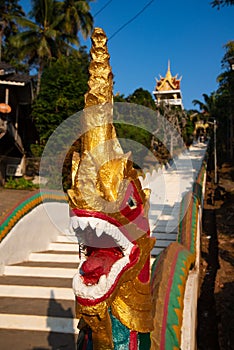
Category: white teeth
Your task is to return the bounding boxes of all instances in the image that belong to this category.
[88,217,98,230]
[98,275,107,291]
[104,222,112,235]
[70,216,133,253]
[96,226,104,237]
[79,218,88,230]
[112,226,121,241]
[71,216,79,229]
[95,221,105,237]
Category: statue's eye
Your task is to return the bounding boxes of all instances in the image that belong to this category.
[126,196,137,209]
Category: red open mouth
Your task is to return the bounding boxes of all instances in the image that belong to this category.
[80,246,123,285]
[71,213,140,305]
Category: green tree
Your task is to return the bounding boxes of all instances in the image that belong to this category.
[11,0,66,95]
[154,103,188,157]
[126,87,156,110]
[32,49,89,143]
[192,92,218,120]
[59,0,93,51]
[0,0,24,62]
[11,0,93,95]
[113,88,156,167]
[211,0,234,8]
[216,41,234,159]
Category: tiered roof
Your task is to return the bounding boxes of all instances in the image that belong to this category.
[155,61,182,92]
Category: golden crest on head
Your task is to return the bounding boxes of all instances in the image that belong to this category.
[67,27,146,211]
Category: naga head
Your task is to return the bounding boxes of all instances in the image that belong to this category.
[68,28,155,348]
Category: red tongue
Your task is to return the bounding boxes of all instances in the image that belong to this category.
[81,248,122,285]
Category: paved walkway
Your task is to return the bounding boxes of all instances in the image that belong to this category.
[142,142,207,255]
[0,189,33,221]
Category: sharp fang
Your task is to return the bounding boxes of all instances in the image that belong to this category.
[95,221,105,237]
[79,218,88,230]
[88,218,98,230]
[71,216,79,229]
[96,226,103,237]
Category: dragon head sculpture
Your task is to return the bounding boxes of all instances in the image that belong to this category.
[68,28,155,349]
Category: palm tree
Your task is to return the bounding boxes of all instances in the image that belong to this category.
[60,0,93,50]
[211,0,234,7]
[192,93,218,120]
[11,0,66,95]
[11,0,93,95]
[0,0,24,61]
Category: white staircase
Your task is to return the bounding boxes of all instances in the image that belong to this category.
[0,234,80,350]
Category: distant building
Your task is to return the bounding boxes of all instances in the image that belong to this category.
[153,61,183,109]
[0,62,38,184]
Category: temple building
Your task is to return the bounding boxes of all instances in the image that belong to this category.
[153,61,183,109]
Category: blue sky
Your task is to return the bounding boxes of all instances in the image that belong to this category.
[20,0,234,110]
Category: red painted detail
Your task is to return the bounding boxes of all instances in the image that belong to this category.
[138,256,150,283]
[119,182,149,232]
[76,245,140,306]
[81,247,123,285]
[129,331,138,350]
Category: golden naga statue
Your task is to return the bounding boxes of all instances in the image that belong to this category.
[68,28,195,350]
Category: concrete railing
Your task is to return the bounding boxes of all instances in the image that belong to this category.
[0,190,69,274]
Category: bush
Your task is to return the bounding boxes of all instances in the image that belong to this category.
[4,177,39,190]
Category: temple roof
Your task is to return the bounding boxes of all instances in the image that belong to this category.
[0,62,32,86]
[155,61,182,92]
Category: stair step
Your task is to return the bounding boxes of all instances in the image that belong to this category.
[14,261,78,268]
[0,297,75,317]
[29,252,79,263]
[4,266,77,278]
[0,314,78,334]
[0,275,73,288]
[47,242,79,252]
[0,328,78,350]
[56,234,78,243]
[0,285,74,300]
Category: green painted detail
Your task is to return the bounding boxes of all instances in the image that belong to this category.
[166,249,193,350]
[109,310,130,349]
[177,191,199,256]
[0,190,67,243]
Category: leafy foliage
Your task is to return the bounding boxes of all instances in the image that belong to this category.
[9,0,93,94]
[192,41,234,161]
[4,176,39,189]
[211,0,234,8]
[125,88,157,110]
[32,49,89,143]
[0,0,25,62]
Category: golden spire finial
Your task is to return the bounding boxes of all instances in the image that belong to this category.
[166,59,172,79]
